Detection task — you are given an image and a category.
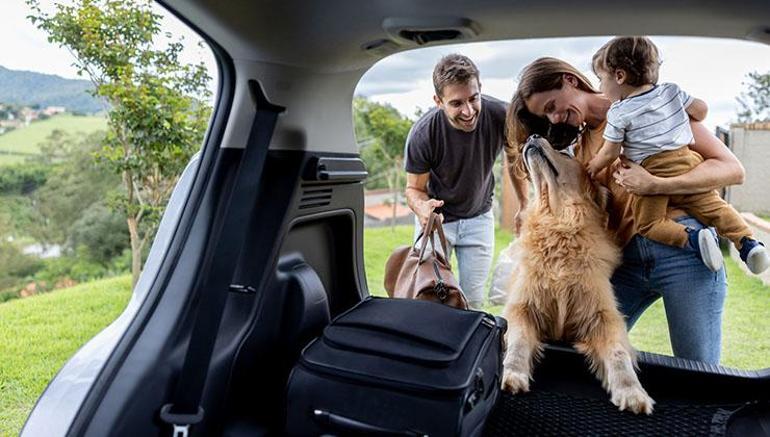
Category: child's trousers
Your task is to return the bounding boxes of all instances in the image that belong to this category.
[633,146,752,248]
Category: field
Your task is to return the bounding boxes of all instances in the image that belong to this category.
[0,114,106,165]
[0,275,132,435]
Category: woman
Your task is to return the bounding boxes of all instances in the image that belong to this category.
[506,57,745,365]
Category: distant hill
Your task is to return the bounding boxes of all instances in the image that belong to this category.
[0,66,104,114]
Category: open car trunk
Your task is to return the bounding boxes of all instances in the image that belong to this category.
[21,0,770,436]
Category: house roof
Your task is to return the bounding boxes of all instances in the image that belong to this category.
[364,203,413,221]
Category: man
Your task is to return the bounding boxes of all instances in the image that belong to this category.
[404,54,528,309]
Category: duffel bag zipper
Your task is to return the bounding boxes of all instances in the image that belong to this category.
[432,261,448,301]
[299,318,501,396]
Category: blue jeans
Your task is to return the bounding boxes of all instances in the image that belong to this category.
[612,216,727,364]
[414,210,495,309]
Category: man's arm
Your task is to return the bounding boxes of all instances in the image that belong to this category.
[405,172,444,227]
[612,122,744,195]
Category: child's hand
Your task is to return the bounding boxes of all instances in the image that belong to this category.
[585,158,604,179]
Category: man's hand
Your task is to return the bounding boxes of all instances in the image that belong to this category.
[612,156,660,195]
[415,198,444,227]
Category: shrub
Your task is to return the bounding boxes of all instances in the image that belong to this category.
[35,252,106,285]
[68,203,129,263]
[0,288,19,303]
[0,164,49,195]
[0,242,43,291]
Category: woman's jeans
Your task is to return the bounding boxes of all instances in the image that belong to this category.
[612,216,727,364]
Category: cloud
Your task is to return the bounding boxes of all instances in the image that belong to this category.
[359,36,770,130]
[0,1,217,86]
[356,37,608,98]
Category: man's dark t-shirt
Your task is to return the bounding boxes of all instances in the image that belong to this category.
[405,95,508,222]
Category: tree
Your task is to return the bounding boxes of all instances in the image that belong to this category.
[31,130,120,250]
[28,0,212,286]
[354,97,413,227]
[69,203,130,264]
[737,71,770,123]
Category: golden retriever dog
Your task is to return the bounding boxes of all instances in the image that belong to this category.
[501,134,654,415]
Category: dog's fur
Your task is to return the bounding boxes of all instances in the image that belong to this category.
[501,135,654,415]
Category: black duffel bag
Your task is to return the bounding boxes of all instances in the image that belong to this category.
[285,297,506,436]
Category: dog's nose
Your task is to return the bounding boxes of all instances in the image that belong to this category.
[529,134,541,140]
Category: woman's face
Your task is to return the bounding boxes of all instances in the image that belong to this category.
[524,74,587,127]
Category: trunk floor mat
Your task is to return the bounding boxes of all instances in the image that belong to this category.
[484,390,744,436]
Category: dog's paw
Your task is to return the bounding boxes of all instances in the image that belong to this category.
[611,385,655,415]
[501,369,530,394]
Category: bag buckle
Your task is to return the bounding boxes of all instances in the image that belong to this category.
[435,280,448,301]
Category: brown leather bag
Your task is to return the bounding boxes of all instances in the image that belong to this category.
[383,213,468,309]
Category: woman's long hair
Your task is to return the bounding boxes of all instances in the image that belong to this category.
[505,57,599,179]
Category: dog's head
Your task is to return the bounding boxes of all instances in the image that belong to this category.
[522,134,609,220]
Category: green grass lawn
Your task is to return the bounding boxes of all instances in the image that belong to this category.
[630,256,770,369]
[1,227,769,435]
[0,275,132,435]
[365,225,770,370]
[0,114,106,165]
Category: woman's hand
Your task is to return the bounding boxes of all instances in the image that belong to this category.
[513,208,527,236]
[612,156,662,195]
[611,122,744,197]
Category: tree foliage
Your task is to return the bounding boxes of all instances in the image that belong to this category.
[354,97,412,189]
[0,164,49,195]
[0,242,42,293]
[354,97,414,226]
[69,203,129,264]
[28,0,212,285]
[31,130,119,248]
[737,71,770,123]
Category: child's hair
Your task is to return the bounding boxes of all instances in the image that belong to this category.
[592,36,660,86]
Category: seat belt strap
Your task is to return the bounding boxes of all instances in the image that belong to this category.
[159,80,284,436]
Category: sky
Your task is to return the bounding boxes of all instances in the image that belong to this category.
[3,2,770,131]
[0,1,218,89]
[356,37,770,131]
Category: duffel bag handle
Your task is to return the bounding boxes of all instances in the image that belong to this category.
[417,212,448,263]
[313,409,427,436]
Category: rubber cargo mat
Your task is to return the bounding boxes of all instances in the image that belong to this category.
[484,391,744,437]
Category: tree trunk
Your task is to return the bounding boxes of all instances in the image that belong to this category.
[128,216,142,287]
[391,165,399,229]
[123,169,142,287]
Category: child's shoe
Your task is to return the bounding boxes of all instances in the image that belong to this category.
[739,237,770,274]
[687,228,723,272]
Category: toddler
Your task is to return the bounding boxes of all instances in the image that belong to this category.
[586,36,769,275]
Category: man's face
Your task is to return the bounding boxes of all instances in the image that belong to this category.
[434,79,482,132]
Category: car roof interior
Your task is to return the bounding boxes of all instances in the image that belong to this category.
[162,0,770,154]
[166,0,770,72]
